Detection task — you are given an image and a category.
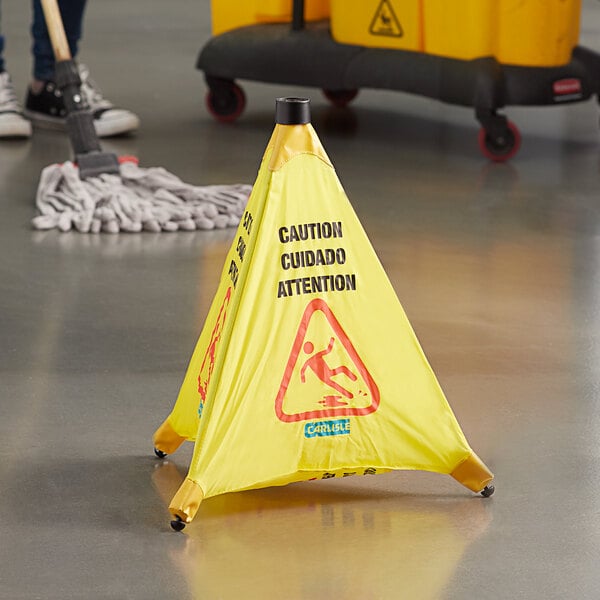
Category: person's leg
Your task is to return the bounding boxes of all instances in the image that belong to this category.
[0,0,33,137]
[0,33,5,73]
[31,0,87,81]
[26,0,139,137]
[0,0,5,73]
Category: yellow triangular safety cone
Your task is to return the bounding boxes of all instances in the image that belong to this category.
[153,98,494,529]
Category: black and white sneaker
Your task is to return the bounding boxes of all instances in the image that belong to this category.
[24,63,140,137]
[0,71,32,138]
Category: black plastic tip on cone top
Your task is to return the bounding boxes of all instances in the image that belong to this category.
[275,97,310,125]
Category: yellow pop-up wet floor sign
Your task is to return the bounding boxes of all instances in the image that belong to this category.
[153,98,494,529]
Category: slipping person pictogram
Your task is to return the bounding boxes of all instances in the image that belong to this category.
[300,337,358,406]
[276,298,380,422]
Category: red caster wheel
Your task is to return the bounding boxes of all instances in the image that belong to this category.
[206,81,246,123]
[322,89,359,108]
[478,120,521,162]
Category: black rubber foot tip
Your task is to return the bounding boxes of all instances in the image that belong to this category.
[170,516,186,532]
[154,447,167,459]
[481,485,495,498]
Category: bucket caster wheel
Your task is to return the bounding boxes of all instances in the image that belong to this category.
[478,120,521,162]
[170,515,186,532]
[480,484,495,498]
[205,77,246,123]
[322,88,359,108]
[154,447,167,459]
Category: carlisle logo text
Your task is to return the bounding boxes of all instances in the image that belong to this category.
[304,419,351,438]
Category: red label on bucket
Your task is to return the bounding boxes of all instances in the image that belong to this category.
[553,78,582,96]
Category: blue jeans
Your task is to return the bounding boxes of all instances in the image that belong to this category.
[0,0,87,80]
[0,2,4,73]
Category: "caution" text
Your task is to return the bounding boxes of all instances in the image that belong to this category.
[279,221,343,243]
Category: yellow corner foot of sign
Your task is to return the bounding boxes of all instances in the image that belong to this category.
[168,478,204,531]
[152,419,187,457]
[451,452,494,494]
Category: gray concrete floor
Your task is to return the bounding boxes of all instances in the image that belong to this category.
[2,1,600,598]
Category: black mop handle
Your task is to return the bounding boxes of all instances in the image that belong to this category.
[54,61,102,156]
[39,0,119,177]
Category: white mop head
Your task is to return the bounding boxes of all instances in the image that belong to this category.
[32,160,252,233]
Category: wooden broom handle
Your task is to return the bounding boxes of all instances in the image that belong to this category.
[40,0,72,62]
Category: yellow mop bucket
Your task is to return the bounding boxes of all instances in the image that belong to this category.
[331,0,581,67]
[423,0,496,61]
[424,0,581,66]
[495,0,581,67]
[330,0,424,51]
[212,0,330,36]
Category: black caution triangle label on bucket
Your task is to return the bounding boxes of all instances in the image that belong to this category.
[369,0,404,38]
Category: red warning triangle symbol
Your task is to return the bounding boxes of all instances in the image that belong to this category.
[197,287,232,407]
[275,299,380,423]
